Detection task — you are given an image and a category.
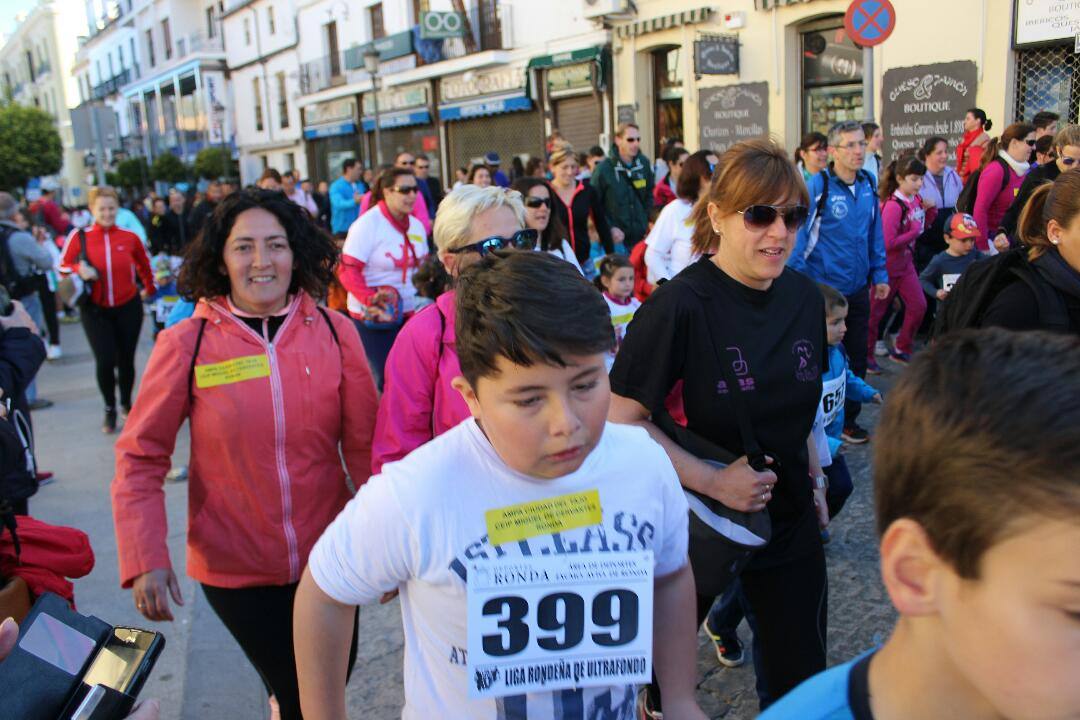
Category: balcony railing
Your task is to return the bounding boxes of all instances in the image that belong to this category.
[175,32,225,58]
[300,53,347,95]
[92,69,132,101]
[417,2,506,65]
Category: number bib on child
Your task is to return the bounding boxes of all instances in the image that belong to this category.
[465,550,654,699]
[820,373,846,429]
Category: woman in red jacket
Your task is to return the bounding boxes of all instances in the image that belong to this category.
[60,186,154,432]
[956,108,993,182]
[112,189,378,720]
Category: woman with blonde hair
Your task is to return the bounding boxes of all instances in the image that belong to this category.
[548,145,614,274]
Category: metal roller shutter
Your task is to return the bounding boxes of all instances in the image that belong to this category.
[373,125,442,178]
[447,110,544,173]
[554,95,603,153]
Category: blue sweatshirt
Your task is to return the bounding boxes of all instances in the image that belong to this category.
[790,169,888,296]
[821,344,879,456]
[329,176,365,234]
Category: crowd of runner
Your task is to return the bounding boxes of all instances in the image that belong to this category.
[0,106,1078,720]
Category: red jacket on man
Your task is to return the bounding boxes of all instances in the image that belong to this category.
[60,224,154,307]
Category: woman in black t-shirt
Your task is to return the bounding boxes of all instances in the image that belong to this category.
[610,140,829,710]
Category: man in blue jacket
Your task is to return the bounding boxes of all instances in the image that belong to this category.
[789,120,889,444]
[329,159,366,237]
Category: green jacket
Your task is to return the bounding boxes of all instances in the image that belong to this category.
[590,144,654,246]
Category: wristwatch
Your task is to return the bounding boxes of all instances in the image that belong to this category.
[811,474,828,490]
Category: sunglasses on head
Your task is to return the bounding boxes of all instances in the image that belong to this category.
[390,185,418,195]
[1062,156,1079,166]
[448,228,539,257]
[524,196,551,209]
[738,204,809,232]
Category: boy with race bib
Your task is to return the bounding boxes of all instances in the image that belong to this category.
[817,283,882,527]
[294,251,704,720]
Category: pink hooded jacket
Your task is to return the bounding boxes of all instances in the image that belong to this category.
[113,293,378,589]
[372,291,469,473]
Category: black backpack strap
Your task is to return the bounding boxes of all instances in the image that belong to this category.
[432,302,447,436]
[316,305,340,347]
[187,318,209,400]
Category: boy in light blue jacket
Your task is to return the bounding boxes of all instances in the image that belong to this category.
[817,283,882,521]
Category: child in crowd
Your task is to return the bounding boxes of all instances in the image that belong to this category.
[149,254,181,339]
[817,284,882,521]
[869,155,935,369]
[761,328,1080,719]
[919,212,986,302]
[595,253,641,371]
[411,254,451,312]
[293,251,704,720]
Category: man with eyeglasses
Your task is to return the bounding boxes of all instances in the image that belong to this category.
[413,153,444,217]
[790,120,888,445]
[360,151,433,234]
[998,124,1080,246]
[590,122,655,251]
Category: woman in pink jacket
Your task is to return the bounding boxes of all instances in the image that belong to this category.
[972,122,1035,253]
[371,184,529,472]
[868,155,935,367]
[112,189,378,720]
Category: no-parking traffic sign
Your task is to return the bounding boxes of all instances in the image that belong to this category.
[844,0,896,48]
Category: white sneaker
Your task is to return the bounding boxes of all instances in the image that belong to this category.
[47,344,62,360]
[874,340,888,357]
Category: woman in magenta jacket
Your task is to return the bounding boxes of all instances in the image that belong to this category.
[371,184,528,472]
[973,122,1035,253]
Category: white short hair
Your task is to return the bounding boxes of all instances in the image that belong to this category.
[433,185,526,253]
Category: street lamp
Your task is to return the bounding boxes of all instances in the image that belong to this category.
[363,49,383,167]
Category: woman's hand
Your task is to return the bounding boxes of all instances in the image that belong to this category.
[610,227,626,245]
[77,264,99,281]
[813,487,830,530]
[936,288,948,301]
[705,456,776,513]
[993,233,1011,252]
[132,568,184,622]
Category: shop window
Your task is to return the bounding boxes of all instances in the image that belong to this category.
[800,18,864,136]
[1015,45,1079,124]
[652,46,683,158]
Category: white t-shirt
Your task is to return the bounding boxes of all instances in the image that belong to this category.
[643,199,698,284]
[308,420,689,720]
[539,239,584,275]
[343,208,428,314]
[603,294,642,372]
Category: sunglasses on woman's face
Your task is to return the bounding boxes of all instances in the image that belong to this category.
[390,185,418,195]
[1025,139,1037,147]
[448,228,539,257]
[524,196,551,209]
[1061,156,1080,166]
[738,204,809,232]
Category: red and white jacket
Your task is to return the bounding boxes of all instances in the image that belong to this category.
[112,292,378,589]
[60,223,154,307]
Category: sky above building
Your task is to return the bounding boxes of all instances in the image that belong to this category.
[1,0,44,39]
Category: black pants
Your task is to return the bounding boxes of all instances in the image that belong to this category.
[201,582,360,720]
[34,277,59,346]
[842,285,870,428]
[81,298,142,409]
[824,453,853,519]
[651,544,827,711]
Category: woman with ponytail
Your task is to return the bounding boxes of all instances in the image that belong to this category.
[972,122,1035,253]
[957,108,993,182]
[868,155,933,365]
[981,172,1080,333]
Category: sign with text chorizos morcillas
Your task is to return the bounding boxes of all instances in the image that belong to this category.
[880,61,978,166]
[698,82,769,155]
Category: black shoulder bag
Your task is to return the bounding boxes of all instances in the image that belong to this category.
[75,229,96,309]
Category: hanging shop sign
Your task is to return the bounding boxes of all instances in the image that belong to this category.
[880,60,978,164]
[440,65,528,103]
[361,83,429,116]
[698,82,769,155]
[617,104,637,125]
[202,71,227,145]
[1014,0,1080,48]
[420,11,466,40]
[547,63,593,93]
[694,36,739,75]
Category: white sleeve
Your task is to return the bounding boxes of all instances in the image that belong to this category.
[307,471,417,605]
[648,440,689,578]
[643,205,677,283]
[812,405,832,468]
[561,240,585,275]
[342,213,375,264]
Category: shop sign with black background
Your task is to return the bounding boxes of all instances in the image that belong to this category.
[880,61,977,165]
[694,36,739,75]
[698,82,769,154]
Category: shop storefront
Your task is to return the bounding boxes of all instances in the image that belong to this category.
[1012,0,1080,123]
[529,46,610,154]
[799,16,864,136]
[302,98,361,184]
[361,81,440,178]
[438,64,544,173]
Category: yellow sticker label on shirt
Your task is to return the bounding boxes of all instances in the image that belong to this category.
[485,489,602,546]
[611,312,635,326]
[194,354,270,389]
[408,233,425,245]
[632,178,647,190]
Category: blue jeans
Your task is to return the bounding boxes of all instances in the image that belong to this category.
[20,292,46,403]
[353,319,401,392]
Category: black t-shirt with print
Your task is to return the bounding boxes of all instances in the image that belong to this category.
[610,257,827,568]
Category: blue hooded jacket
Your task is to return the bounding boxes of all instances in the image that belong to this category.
[821,344,879,456]
[789,169,887,296]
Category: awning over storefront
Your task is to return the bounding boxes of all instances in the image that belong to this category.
[361,109,432,131]
[614,7,714,39]
[303,121,357,140]
[438,94,532,122]
[528,46,604,69]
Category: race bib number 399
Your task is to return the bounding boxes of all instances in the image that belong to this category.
[466,551,653,698]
